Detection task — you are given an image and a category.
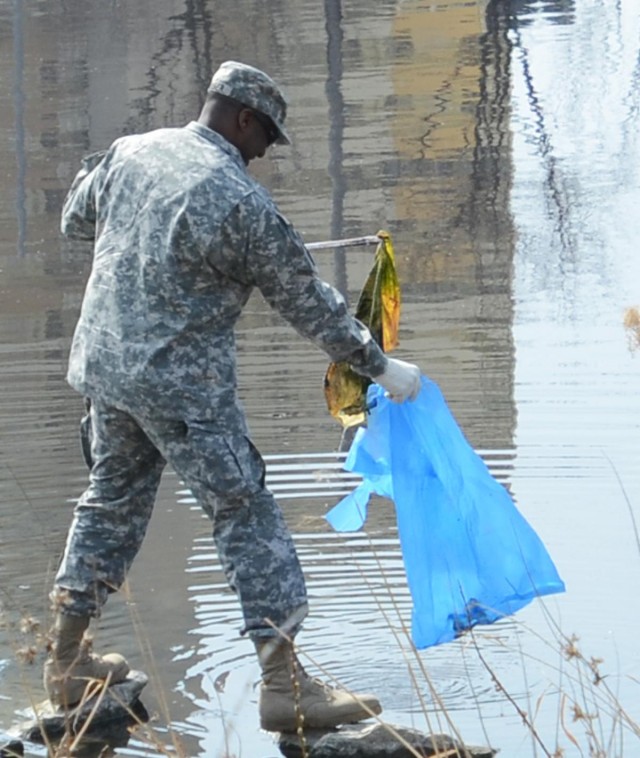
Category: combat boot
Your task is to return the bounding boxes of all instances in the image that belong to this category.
[43,614,130,707]
[255,638,382,732]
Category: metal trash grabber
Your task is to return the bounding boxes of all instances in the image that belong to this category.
[306,235,381,251]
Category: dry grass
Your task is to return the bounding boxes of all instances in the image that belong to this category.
[4,600,640,758]
[3,514,640,758]
[623,306,640,352]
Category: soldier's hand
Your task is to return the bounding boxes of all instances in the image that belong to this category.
[373,358,421,403]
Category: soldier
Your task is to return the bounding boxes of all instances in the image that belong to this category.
[45,60,421,731]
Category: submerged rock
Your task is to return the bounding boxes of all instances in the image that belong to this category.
[0,737,23,757]
[14,670,148,744]
[278,723,498,758]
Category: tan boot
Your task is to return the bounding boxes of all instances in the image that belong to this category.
[43,614,130,707]
[255,638,382,732]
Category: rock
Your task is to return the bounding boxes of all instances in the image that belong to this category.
[13,670,148,744]
[0,738,24,758]
[278,723,498,758]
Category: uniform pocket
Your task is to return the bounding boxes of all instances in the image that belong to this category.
[187,424,266,502]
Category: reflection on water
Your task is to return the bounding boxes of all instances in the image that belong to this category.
[11,0,27,258]
[1,0,639,756]
[511,0,576,27]
[324,0,349,294]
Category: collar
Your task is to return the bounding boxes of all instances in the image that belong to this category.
[185,121,246,170]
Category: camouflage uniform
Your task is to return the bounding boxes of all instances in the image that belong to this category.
[53,116,387,638]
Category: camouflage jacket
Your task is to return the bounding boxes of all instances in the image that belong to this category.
[61,121,387,423]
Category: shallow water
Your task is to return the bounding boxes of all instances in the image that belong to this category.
[1,0,639,756]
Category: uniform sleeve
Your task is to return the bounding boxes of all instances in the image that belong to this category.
[224,192,388,378]
[60,150,107,240]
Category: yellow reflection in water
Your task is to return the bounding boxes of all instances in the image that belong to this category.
[623,306,640,352]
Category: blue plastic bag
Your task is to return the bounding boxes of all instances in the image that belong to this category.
[326,376,565,648]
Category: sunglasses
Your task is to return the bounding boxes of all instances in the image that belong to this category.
[251,110,279,146]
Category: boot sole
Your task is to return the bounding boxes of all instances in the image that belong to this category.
[261,702,382,732]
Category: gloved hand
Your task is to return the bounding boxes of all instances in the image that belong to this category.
[373,358,422,403]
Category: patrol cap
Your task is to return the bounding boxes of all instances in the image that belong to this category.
[207,60,291,146]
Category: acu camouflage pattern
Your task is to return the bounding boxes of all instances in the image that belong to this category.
[54,398,308,636]
[62,121,386,423]
[55,120,386,637]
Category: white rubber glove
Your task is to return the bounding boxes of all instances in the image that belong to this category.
[373,358,422,403]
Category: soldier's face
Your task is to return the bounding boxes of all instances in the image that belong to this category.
[236,109,276,164]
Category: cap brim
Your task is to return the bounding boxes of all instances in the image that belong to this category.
[274,123,291,146]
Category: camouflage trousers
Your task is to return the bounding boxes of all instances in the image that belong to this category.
[52,397,308,638]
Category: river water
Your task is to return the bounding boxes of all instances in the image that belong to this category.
[1,1,639,756]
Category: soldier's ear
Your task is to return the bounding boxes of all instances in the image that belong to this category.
[237,108,253,135]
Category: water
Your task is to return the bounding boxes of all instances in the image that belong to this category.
[1,0,639,755]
